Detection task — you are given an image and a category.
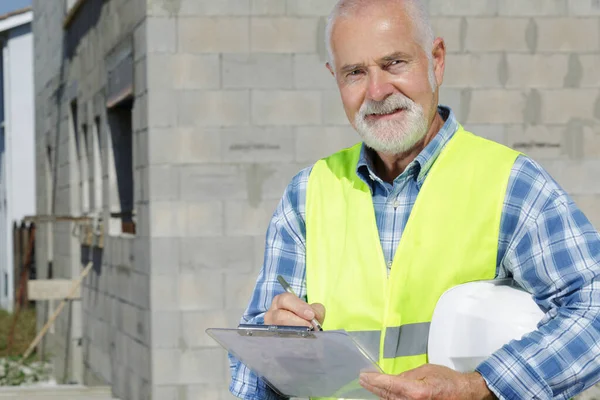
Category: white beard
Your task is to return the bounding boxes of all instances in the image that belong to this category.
[354,93,429,155]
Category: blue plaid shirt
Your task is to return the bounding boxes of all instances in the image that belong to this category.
[229,107,600,400]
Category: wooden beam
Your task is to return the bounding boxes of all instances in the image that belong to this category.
[63,0,87,29]
[27,280,81,301]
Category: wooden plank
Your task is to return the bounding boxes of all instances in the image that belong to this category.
[27,280,81,301]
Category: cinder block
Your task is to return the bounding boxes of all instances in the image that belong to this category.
[180,236,255,272]
[150,237,181,276]
[178,90,250,127]
[135,203,151,238]
[224,199,280,236]
[540,89,599,124]
[173,54,221,90]
[148,90,177,128]
[252,90,321,125]
[150,201,186,237]
[178,0,251,16]
[152,386,179,400]
[464,18,530,52]
[431,17,467,53]
[568,0,600,16]
[148,165,180,201]
[133,21,148,62]
[504,54,569,89]
[178,127,223,164]
[582,123,600,158]
[322,90,350,125]
[180,348,228,385]
[499,0,567,15]
[179,271,225,311]
[537,18,599,52]
[134,125,149,167]
[148,54,220,90]
[179,164,246,201]
[183,384,236,400]
[428,0,498,16]
[466,90,526,124]
[241,162,296,203]
[225,273,260,310]
[505,125,563,160]
[126,337,151,381]
[151,274,180,311]
[221,126,295,163]
[152,348,182,385]
[181,310,242,348]
[130,272,151,310]
[465,125,507,145]
[252,0,286,15]
[152,311,181,348]
[146,18,177,53]
[443,54,503,88]
[294,54,336,89]
[559,160,600,195]
[286,0,337,16]
[184,201,224,237]
[179,17,250,53]
[577,55,600,88]
[222,54,293,89]
[439,87,466,122]
[251,18,320,53]
[295,126,360,163]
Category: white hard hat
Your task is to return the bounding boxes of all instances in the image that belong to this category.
[428,280,545,372]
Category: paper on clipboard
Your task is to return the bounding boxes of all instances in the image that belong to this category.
[207,326,382,399]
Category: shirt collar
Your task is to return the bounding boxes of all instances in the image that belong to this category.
[356,105,459,189]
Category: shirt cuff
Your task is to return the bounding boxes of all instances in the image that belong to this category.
[475,345,553,400]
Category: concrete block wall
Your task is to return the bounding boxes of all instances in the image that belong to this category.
[32,1,150,399]
[143,1,600,399]
[32,0,600,399]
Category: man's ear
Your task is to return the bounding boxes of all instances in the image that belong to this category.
[326,62,335,77]
[432,37,446,87]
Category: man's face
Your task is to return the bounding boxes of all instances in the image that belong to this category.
[329,3,444,155]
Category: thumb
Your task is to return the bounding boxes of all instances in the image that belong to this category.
[310,303,326,324]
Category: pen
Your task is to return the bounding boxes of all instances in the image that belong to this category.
[277,275,323,331]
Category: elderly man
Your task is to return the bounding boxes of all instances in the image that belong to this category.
[229,0,600,399]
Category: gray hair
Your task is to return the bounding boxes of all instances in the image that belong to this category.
[325,0,435,71]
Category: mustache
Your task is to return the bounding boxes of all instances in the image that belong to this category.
[359,94,415,117]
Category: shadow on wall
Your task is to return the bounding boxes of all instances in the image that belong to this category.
[65,0,104,60]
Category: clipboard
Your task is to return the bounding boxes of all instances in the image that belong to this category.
[207,325,382,399]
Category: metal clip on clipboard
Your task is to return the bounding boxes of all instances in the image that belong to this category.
[236,324,317,338]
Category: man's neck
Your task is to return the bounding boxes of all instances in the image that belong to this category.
[372,111,445,183]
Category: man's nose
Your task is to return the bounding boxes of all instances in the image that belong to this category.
[366,69,395,102]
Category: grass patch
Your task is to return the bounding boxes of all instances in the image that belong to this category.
[0,308,52,386]
[0,307,37,358]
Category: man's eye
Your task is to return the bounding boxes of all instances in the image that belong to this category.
[390,60,404,66]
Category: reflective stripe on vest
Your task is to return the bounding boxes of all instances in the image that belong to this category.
[348,323,430,361]
[305,126,519,380]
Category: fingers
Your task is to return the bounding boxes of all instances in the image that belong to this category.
[359,372,412,400]
[265,309,313,327]
[310,302,326,324]
[265,293,325,327]
[359,373,397,400]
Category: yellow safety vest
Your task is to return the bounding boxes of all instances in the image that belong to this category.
[305,126,519,380]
